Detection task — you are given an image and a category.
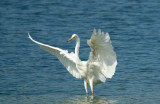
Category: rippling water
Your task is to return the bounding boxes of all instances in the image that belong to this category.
[0,0,160,104]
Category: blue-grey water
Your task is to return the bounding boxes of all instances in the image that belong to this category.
[0,0,160,104]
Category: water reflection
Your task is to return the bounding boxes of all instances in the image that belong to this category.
[0,94,117,104]
[63,95,117,104]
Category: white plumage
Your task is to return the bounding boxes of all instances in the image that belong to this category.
[28,29,117,95]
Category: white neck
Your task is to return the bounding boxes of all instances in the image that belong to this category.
[75,36,81,62]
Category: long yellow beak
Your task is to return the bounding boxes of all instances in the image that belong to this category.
[67,37,74,42]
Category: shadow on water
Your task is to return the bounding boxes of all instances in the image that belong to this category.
[62,95,117,104]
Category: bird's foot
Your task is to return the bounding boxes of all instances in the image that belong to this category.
[86,93,88,96]
[91,92,93,96]
[91,95,94,100]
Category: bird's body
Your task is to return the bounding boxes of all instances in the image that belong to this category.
[29,29,117,95]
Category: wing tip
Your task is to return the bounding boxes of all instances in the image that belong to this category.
[28,32,32,39]
[93,28,96,34]
[28,33,35,42]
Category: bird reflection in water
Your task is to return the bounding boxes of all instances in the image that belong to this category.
[62,95,117,104]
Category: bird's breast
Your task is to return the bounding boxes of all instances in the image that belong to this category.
[76,61,87,77]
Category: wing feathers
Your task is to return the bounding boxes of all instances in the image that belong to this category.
[28,33,81,79]
[88,29,117,81]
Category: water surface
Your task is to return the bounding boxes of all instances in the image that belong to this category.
[0,0,160,103]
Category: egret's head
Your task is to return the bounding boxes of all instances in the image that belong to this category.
[67,34,77,42]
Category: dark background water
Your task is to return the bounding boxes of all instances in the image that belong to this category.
[0,0,160,104]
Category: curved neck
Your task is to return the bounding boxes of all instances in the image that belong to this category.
[75,36,81,62]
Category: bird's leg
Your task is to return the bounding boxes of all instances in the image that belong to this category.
[89,79,93,96]
[84,80,88,96]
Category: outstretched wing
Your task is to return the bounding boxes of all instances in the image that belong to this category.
[87,29,117,82]
[28,33,82,79]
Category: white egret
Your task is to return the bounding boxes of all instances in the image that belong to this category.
[28,29,117,95]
